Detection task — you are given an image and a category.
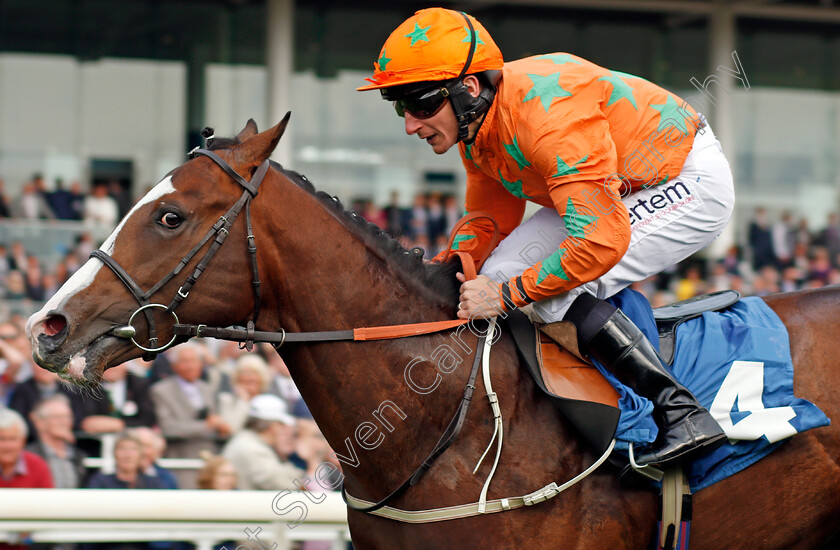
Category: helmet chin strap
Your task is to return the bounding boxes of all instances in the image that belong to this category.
[448,80,495,143]
[449,13,497,143]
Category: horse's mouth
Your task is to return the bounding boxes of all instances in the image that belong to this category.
[34,331,134,387]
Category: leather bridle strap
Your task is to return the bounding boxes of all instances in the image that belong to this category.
[191,148,261,197]
[245,200,261,329]
[173,318,469,345]
[342,328,488,513]
[90,149,270,356]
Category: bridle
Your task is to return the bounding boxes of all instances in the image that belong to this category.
[90,148,268,359]
[89,148,506,514]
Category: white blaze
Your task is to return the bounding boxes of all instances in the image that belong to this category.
[29,176,177,323]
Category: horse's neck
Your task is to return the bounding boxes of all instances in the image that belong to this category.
[253,181,590,506]
[258,186,447,332]
[256,179,467,495]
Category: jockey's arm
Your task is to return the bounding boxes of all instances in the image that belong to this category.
[458,112,632,318]
[502,112,631,309]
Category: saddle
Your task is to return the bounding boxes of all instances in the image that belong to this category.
[505,290,740,454]
[653,290,740,365]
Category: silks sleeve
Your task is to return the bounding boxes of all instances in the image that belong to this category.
[499,105,631,309]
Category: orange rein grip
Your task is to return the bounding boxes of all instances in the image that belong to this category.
[353,319,470,341]
[440,211,501,279]
[348,213,501,343]
[452,251,477,281]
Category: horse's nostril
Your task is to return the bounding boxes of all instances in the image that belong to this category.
[44,315,67,337]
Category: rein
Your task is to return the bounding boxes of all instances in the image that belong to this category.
[172,319,469,344]
[93,148,495,513]
[173,320,485,515]
[95,149,604,520]
[174,318,488,514]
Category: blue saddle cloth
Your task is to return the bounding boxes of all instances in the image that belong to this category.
[598,288,830,491]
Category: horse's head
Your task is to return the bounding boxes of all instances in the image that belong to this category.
[26,115,290,386]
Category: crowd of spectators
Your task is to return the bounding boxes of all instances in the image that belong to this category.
[0,173,128,318]
[360,190,464,259]
[0,173,127,227]
[0,311,333,547]
[0,322,325,483]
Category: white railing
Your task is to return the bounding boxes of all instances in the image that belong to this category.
[78,433,222,474]
[0,489,350,550]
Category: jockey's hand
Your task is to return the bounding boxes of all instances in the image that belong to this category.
[456,273,503,320]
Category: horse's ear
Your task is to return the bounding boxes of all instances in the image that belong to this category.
[236,119,259,142]
[266,112,291,153]
[240,112,291,167]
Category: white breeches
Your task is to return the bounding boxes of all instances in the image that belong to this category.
[480,126,735,322]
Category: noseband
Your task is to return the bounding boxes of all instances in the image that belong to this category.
[90,148,268,358]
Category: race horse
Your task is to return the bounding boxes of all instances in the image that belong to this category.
[26,117,840,549]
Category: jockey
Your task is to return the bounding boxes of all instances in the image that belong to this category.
[358,7,731,469]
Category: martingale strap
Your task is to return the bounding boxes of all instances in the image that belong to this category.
[342,327,488,513]
[344,440,616,523]
[341,437,614,523]
[342,322,617,523]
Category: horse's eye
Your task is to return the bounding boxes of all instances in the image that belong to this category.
[159,212,182,228]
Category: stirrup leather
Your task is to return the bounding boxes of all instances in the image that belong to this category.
[538,321,591,364]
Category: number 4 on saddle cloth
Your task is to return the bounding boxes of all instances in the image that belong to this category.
[506,287,830,492]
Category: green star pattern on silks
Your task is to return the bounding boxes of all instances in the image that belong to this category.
[522,72,572,112]
[537,54,581,66]
[498,170,530,199]
[612,70,645,82]
[641,174,668,190]
[599,73,637,109]
[551,154,588,178]
[650,95,691,134]
[464,143,481,169]
[405,23,431,47]
[462,27,485,44]
[562,197,599,239]
[537,248,570,285]
[378,50,391,71]
[451,234,476,250]
[503,135,531,170]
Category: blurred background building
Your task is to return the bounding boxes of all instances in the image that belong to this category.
[2,0,840,312]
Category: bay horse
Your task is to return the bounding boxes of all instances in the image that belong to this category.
[26,118,840,549]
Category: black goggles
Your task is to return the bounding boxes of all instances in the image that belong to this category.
[394,87,450,119]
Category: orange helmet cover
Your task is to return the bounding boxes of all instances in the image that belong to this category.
[357,8,504,91]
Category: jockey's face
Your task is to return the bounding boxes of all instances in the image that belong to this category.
[401,75,483,155]
[403,99,459,155]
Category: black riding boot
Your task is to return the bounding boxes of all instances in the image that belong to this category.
[563,293,727,468]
